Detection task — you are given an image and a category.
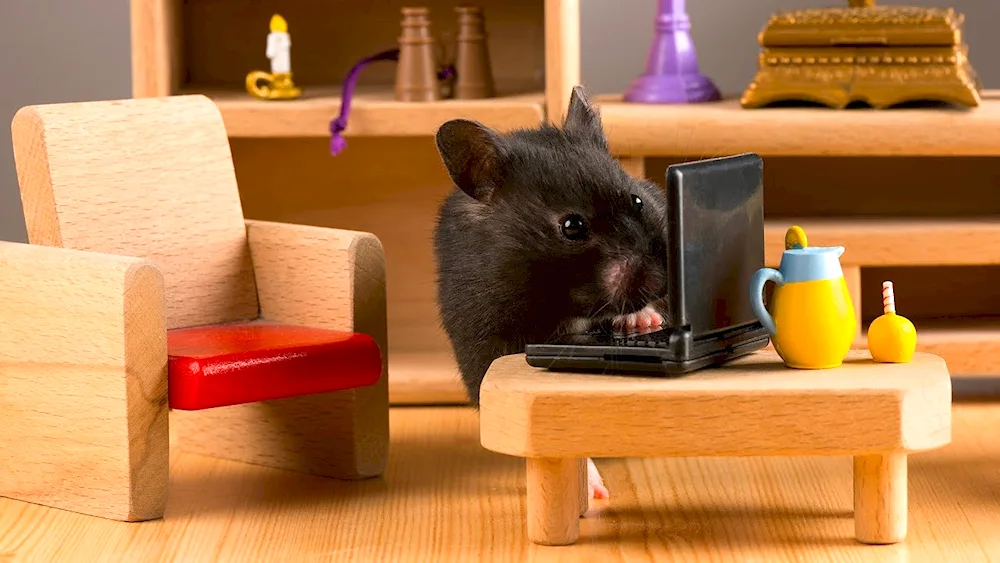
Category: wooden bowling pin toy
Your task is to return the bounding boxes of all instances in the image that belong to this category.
[867,281,917,363]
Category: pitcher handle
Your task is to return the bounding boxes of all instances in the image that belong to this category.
[749,267,783,336]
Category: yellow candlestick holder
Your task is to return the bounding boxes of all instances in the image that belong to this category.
[245,71,302,100]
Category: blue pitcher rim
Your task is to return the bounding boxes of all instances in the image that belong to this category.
[783,245,845,256]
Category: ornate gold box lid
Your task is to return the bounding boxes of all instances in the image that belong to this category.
[759,1,963,48]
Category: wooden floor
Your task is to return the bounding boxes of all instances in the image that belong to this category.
[2,401,1000,562]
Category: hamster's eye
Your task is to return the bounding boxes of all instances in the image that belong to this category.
[631,194,643,212]
[560,215,589,241]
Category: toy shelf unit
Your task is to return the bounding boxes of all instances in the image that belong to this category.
[131,0,555,138]
[609,95,1000,377]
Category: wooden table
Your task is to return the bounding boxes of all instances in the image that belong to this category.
[479,350,952,546]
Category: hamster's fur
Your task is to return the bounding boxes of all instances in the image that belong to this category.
[433,87,670,406]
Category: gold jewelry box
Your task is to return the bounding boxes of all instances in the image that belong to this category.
[740,0,981,109]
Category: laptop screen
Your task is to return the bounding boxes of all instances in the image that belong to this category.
[664,153,765,335]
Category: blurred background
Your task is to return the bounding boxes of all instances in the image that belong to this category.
[2,0,997,243]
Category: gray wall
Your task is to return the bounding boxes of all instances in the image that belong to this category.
[0,0,997,242]
[582,0,1000,95]
[0,0,131,243]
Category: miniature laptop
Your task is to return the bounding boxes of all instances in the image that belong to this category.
[524,152,770,375]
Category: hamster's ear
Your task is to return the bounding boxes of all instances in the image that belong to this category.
[563,86,608,150]
[435,119,507,203]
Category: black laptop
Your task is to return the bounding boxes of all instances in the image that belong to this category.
[524,152,770,375]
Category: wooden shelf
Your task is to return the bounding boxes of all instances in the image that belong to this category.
[876,318,1000,376]
[596,91,1000,157]
[187,86,546,138]
[763,217,1000,267]
[388,351,468,405]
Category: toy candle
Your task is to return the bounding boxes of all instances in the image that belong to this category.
[245,14,301,100]
[266,14,292,74]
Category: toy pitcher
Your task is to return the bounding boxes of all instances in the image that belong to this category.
[749,226,856,369]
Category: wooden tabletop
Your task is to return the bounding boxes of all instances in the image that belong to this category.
[1,404,998,561]
[480,350,952,458]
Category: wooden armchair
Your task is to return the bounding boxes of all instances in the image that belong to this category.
[0,95,389,522]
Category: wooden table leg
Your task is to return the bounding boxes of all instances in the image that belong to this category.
[578,458,588,516]
[527,457,582,546]
[854,453,907,544]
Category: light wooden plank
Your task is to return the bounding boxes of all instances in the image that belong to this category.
[6,404,1000,560]
[129,0,181,97]
[480,350,951,458]
[11,95,259,330]
[906,318,1000,376]
[388,351,467,405]
[764,217,1000,267]
[0,241,168,522]
[596,91,1000,157]
[191,86,546,138]
[544,0,581,124]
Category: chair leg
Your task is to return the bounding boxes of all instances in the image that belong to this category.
[171,372,389,479]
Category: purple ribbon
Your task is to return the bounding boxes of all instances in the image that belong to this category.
[329,48,400,155]
[329,49,457,156]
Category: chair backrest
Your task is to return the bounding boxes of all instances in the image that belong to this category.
[11,95,259,330]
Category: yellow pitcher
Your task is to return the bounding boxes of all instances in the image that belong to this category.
[749,226,856,369]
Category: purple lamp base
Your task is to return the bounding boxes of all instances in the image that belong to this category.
[624,73,720,104]
[623,0,721,104]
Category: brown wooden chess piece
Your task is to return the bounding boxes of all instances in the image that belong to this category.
[396,7,441,102]
[453,6,496,99]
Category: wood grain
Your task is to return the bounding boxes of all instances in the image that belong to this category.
[480,350,952,459]
[908,319,1000,376]
[129,0,181,97]
[170,220,390,480]
[3,404,1000,561]
[0,241,169,521]
[11,95,259,330]
[854,453,907,544]
[526,457,582,545]
[595,91,1000,157]
[191,86,545,138]
[844,265,863,339]
[544,0,580,123]
[764,218,1000,267]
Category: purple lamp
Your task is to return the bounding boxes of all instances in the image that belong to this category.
[623,0,720,104]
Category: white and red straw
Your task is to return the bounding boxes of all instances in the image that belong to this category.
[882,281,896,315]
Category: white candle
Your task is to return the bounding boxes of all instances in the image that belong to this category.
[265,14,292,74]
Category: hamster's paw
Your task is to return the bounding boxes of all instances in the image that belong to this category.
[612,305,663,330]
[588,458,609,500]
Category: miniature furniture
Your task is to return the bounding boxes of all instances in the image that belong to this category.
[131,1,1000,405]
[0,94,389,522]
[129,0,581,405]
[479,349,952,546]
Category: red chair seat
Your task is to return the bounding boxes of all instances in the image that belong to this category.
[166,321,382,411]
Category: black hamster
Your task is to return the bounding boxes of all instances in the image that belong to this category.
[432,86,670,407]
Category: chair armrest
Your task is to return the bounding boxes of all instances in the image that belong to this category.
[0,241,167,366]
[0,240,169,521]
[245,219,388,358]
